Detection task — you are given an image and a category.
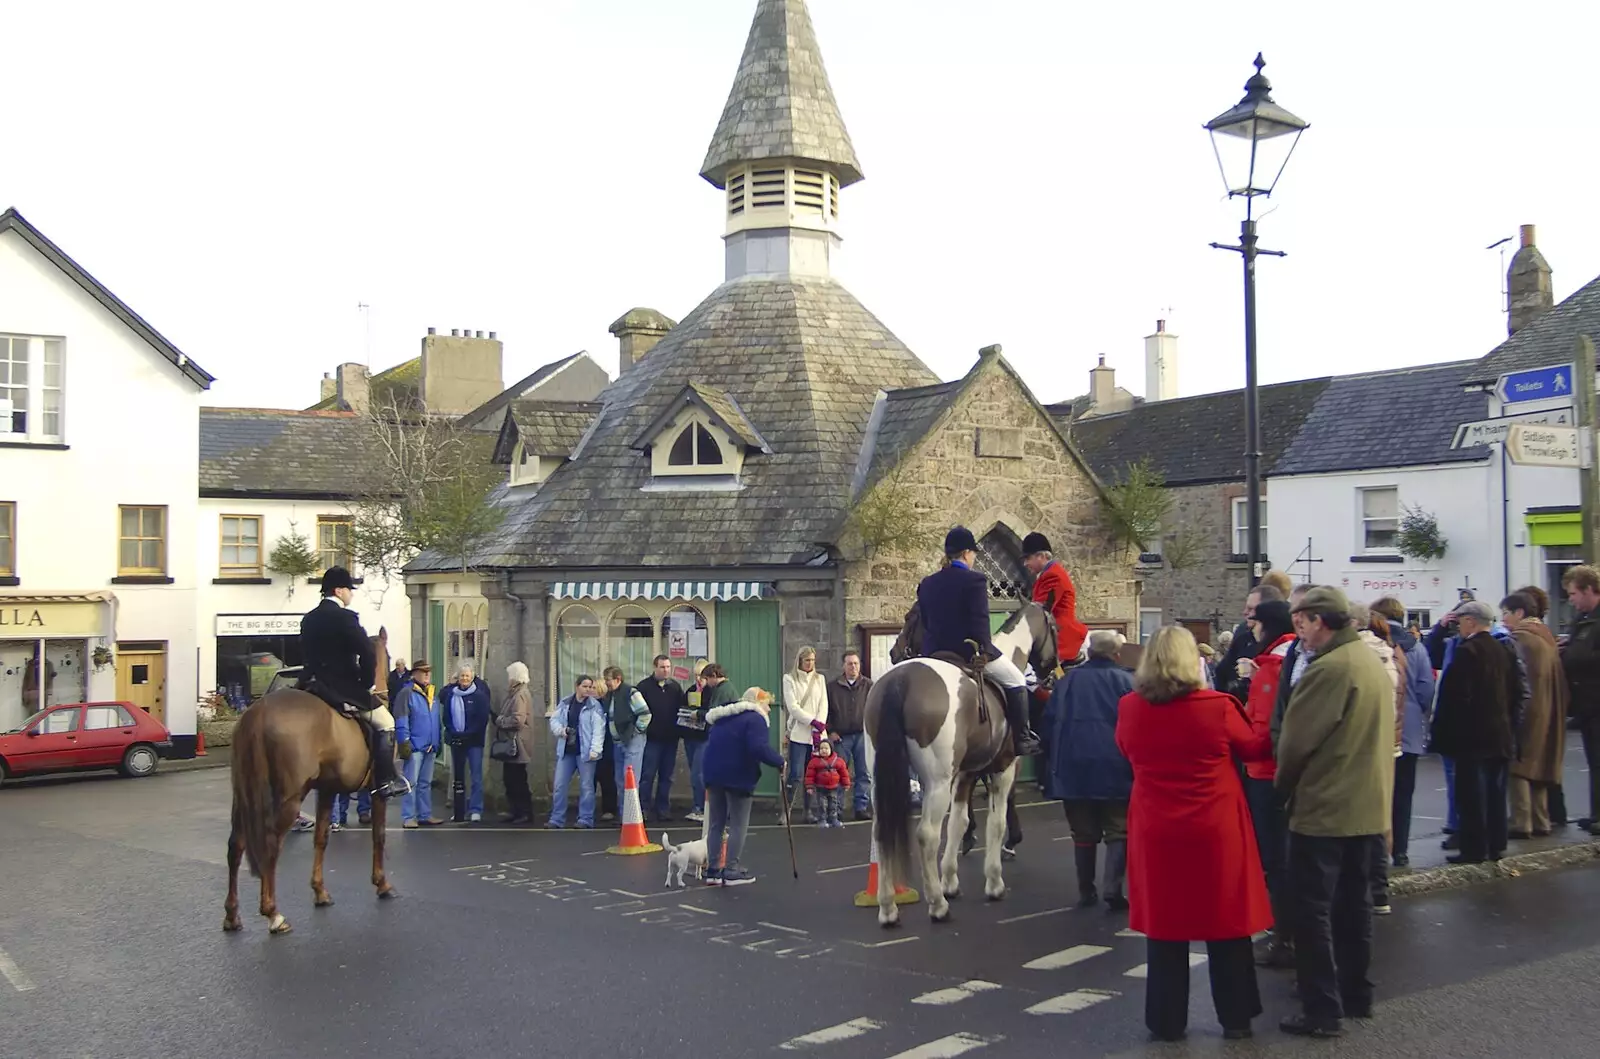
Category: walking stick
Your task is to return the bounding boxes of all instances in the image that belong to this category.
[779,762,799,878]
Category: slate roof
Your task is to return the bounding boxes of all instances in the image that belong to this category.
[700,0,863,188]
[410,276,940,571]
[493,400,603,463]
[1272,361,1490,475]
[307,357,421,412]
[858,381,962,490]
[457,352,587,433]
[629,382,772,454]
[1,207,213,389]
[1463,273,1600,386]
[200,409,371,498]
[1060,378,1332,486]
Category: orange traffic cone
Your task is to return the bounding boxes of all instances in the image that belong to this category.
[854,829,919,907]
[195,731,207,757]
[607,765,663,855]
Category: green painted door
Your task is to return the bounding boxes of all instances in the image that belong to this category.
[715,599,783,797]
[428,602,445,679]
[990,608,1037,783]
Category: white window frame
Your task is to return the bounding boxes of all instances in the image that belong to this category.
[1138,607,1164,645]
[0,334,65,444]
[218,514,264,579]
[649,410,744,479]
[1359,486,1400,553]
[1230,497,1269,557]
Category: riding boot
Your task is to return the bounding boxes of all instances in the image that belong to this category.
[1073,844,1099,906]
[1102,840,1128,911]
[368,730,412,800]
[1003,685,1042,757]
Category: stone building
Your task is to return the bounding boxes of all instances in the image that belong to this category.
[404,0,1136,799]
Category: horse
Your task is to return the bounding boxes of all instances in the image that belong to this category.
[866,601,1059,927]
[223,627,398,935]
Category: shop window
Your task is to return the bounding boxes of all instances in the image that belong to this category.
[475,603,489,671]
[219,515,263,578]
[118,505,166,575]
[659,604,709,685]
[0,501,13,576]
[607,605,656,681]
[556,605,602,695]
[445,604,461,667]
[316,516,352,573]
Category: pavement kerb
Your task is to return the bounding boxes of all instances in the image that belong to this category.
[1390,839,1600,897]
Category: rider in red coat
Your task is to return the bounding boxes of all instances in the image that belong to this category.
[1022,532,1089,670]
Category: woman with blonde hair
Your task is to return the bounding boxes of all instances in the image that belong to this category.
[781,645,829,821]
[492,661,535,824]
[1116,625,1273,1042]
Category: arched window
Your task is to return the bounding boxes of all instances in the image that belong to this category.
[445,603,462,668]
[607,605,656,682]
[474,602,489,670]
[555,605,601,698]
[659,604,708,687]
[976,526,1027,600]
[667,422,723,467]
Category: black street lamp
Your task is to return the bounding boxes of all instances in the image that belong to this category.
[1206,54,1308,586]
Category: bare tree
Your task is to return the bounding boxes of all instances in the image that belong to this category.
[346,392,507,583]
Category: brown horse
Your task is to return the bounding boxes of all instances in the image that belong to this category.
[223,627,397,935]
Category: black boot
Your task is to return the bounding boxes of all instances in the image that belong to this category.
[1003,685,1042,757]
[1074,844,1099,906]
[1102,839,1128,911]
[369,730,412,800]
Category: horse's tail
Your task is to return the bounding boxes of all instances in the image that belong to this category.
[230,708,276,879]
[870,669,915,885]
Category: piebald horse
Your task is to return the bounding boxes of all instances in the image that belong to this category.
[866,602,1058,927]
[223,627,398,935]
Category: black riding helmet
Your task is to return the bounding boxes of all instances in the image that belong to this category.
[321,565,356,595]
[944,526,978,557]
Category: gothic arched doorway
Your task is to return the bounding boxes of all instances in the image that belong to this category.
[975,525,1027,601]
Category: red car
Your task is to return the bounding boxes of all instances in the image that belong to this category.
[0,701,174,783]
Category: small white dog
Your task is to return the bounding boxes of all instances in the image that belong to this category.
[662,831,709,888]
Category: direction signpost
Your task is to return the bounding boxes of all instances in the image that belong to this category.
[1505,423,1580,468]
[1451,407,1574,449]
[1496,363,1574,406]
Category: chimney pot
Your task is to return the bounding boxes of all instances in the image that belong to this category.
[427,326,436,335]
[451,329,459,337]
[1507,222,1554,336]
[1097,354,1105,366]
[1156,319,1165,333]
[475,330,484,339]
[489,331,497,339]
[1521,224,1537,248]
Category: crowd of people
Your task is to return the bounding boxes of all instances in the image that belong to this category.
[1039,564,1598,1042]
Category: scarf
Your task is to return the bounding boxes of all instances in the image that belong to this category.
[450,684,470,732]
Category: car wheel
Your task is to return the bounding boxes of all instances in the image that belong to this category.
[121,744,160,778]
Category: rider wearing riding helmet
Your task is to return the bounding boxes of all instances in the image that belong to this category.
[916,527,1043,757]
[300,566,412,800]
[1022,532,1089,668]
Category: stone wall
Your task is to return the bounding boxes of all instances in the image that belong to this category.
[779,577,843,674]
[841,355,1139,637]
[1137,481,1253,641]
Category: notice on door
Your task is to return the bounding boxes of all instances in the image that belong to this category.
[668,630,688,658]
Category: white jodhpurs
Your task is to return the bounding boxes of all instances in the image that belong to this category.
[363,704,395,732]
[984,655,1026,689]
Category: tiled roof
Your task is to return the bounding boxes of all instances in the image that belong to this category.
[307,357,422,412]
[456,352,586,433]
[1463,273,1600,386]
[629,382,772,454]
[700,0,862,188]
[1272,361,1490,475]
[200,409,371,498]
[494,400,603,462]
[1061,378,1332,486]
[410,276,939,571]
[1,208,213,389]
[859,380,962,491]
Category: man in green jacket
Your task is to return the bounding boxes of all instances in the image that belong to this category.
[1274,586,1395,1040]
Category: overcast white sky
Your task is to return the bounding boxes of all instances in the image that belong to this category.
[8,1,1599,409]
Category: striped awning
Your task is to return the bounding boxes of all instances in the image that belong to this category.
[548,581,773,602]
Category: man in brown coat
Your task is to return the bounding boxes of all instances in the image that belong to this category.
[825,651,874,820]
[1501,593,1567,837]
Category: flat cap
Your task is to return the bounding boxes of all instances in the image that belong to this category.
[1290,585,1349,616]
[1455,600,1496,624]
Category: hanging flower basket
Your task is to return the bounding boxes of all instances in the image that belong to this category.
[92,645,114,671]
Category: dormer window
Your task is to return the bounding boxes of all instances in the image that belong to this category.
[509,439,546,487]
[669,423,724,468]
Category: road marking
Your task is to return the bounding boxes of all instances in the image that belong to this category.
[1414,815,1445,821]
[779,1017,886,1049]
[912,980,1002,1006]
[817,862,871,875]
[885,1032,1002,1058]
[853,935,921,948]
[0,947,35,992]
[1124,953,1207,977]
[613,888,678,898]
[678,904,716,915]
[1115,928,1144,937]
[759,921,810,935]
[581,849,609,856]
[997,906,1071,925]
[1023,943,1112,970]
[1025,988,1120,1015]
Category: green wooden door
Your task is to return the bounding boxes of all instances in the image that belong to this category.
[990,608,1037,783]
[428,602,445,679]
[715,599,783,797]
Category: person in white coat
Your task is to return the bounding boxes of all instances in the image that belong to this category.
[781,646,828,820]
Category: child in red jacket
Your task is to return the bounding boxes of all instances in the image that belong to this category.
[804,740,852,828]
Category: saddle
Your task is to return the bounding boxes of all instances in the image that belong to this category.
[297,676,378,727]
[926,641,1005,727]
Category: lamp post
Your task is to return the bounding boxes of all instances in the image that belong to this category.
[1206,54,1308,586]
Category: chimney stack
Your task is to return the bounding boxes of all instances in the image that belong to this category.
[419,328,505,414]
[1090,355,1116,409]
[320,373,336,402]
[1144,318,1178,402]
[335,362,370,414]
[1507,223,1553,335]
[608,308,677,374]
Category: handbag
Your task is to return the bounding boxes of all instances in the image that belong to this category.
[490,732,520,762]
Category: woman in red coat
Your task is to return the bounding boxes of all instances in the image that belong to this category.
[1116,625,1274,1042]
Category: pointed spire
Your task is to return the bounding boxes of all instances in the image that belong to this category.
[700,0,862,189]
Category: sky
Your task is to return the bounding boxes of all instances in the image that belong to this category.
[7,1,1600,409]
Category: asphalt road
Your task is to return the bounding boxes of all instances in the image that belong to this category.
[2,765,1599,1059]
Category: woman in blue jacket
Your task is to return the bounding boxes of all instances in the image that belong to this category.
[546,674,607,829]
[701,670,785,886]
[440,664,492,823]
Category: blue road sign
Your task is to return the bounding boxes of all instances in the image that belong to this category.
[1497,363,1574,405]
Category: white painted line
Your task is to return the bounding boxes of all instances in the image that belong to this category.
[857,935,921,948]
[1124,953,1207,978]
[779,1017,886,1050]
[759,921,810,935]
[581,849,608,856]
[559,876,586,884]
[912,980,1003,1006]
[0,947,35,993]
[1023,943,1112,970]
[1115,928,1144,938]
[816,862,871,875]
[884,1032,1002,1058]
[1414,815,1445,822]
[1052,835,1073,842]
[997,906,1070,925]
[1025,988,1120,1015]
[678,904,717,916]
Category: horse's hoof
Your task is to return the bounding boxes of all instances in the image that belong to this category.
[314,895,335,908]
[377,888,400,900]
[269,919,293,935]
[985,884,1006,901]
[930,904,952,923]
[222,918,242,933]
[878,912,901,929]
[943,885,962,900]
